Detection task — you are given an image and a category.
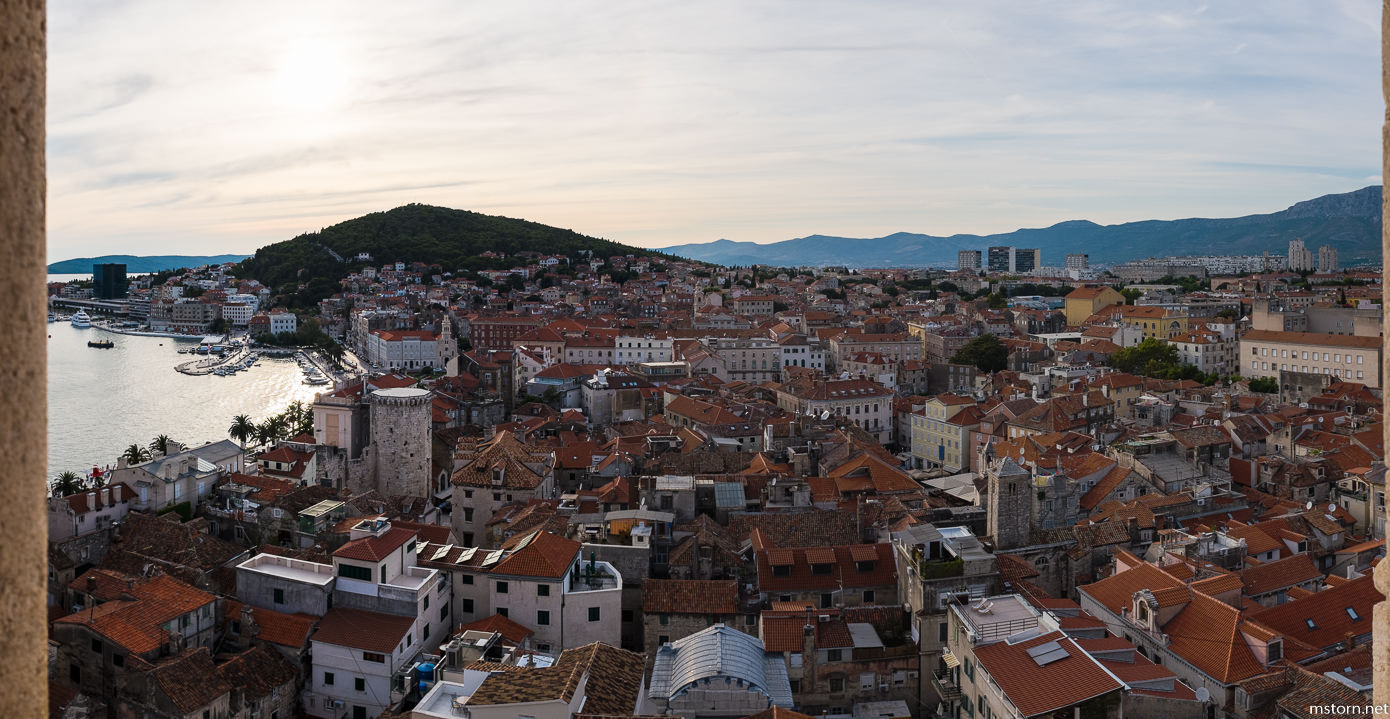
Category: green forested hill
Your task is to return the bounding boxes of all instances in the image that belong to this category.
[238,204,669,294]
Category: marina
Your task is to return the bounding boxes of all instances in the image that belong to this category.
[48,321,321,475]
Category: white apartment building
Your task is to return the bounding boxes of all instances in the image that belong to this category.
[304,518,450,719]
[615,334,674,364]
[777,334,825,372]
[1240,329,1382,388]
[268,310,297,335]
[221,302,254,327]
[417,530,623,655]
[366,329,446,371]
[708,336,781,383]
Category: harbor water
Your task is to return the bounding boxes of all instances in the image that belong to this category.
[47,320,322,476]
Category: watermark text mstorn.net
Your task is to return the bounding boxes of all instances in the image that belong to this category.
[1308,705,1388,715]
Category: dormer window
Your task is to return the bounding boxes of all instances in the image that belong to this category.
[856,561,875,573]
[811,563,833,576]
[1266,639,1282,663]
[773,565,791,577]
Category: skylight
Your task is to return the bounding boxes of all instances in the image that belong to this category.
[1025,641,1070,666]
[1346,607,1361,621]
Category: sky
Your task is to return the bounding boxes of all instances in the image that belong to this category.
[47,1,1381,260]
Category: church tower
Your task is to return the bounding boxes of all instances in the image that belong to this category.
[986,456,1032,551]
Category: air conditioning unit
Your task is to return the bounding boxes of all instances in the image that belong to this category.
[325,699,344,709]
[818,614,831,622]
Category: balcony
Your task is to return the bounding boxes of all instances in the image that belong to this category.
[930,672,962,702]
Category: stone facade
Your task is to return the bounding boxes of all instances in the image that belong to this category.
[366,388,433,499]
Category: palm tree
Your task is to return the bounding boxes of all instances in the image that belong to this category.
[149,434,173,457]
[50,471,85,497]
[229,414,255,448]
[122,443,151,465]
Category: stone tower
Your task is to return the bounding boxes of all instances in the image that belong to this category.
[366,387,433,499]
[985,456,1032,551]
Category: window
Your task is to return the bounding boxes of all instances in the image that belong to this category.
[440,604,449,621]
[363,652,385,663]
[91,638,101,653]
[856,560,875,573]
[938,621,948,643]
[1347,607,1362,621]
[354,707,367,719]
[821,593,833,608]
[496,581,509,594]
[658,635,670,645]
[659,614,670,626]
[863,590,875,603]
[273,588,284,604]
[461,574,473,585]
[338,564,371,581]
[1267,641,1282,662]
[462,598,474,613]
[772,565,791,577]
[827,649,843,661]
[811,563,833,575]
[324,671,335,686]
[537,610,551,626]
[829,677,844,693]
[538,584,550,597]
[497,608,508,618]
[112,654,123,667]
[588,607,601,622]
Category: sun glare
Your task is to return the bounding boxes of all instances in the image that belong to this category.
[270,37,350,113]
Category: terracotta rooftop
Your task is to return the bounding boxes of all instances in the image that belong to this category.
[311,607,415,653]
[643,579,740,615]
[973,632,1122,717]
[333,526,417,563]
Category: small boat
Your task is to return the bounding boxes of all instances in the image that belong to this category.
[304,376,330,385]
[70,310,91,328]
[87,339,114,349]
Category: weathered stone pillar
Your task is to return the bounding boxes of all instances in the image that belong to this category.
[0,0,47,716]
[1379,0,1390,707]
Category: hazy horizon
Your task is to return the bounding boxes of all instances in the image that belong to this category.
[49,1,1379,258]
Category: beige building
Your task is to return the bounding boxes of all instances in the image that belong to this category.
[1239,330,1381,388]
[1063,286,1124,327]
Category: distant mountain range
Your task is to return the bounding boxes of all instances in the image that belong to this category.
[659,186,1383,268]
[47,254,250,274]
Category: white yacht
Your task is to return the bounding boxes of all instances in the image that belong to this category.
[70,310,91,328]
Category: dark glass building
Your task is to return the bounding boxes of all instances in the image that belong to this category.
[92,263,128,299]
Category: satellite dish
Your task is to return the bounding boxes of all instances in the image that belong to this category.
[1306,501,1314,510]
[1328,504,1337,513]
[1196,688,1211,703]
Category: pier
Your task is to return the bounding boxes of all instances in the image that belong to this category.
[175,347,250,376]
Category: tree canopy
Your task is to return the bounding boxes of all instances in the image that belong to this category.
[951,334,1009,373]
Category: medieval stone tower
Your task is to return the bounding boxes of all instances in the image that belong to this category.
[985,456,1032,551]
[365,387,433,499]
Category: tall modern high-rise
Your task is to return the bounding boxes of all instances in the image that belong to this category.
[1013,248,1039,274]
[1065,254,1089,271]
[986,246,1011,273]
[957,250,982,272]
[1316,245,1338,273]
[1287,239,1314,271]
[92,263,128,299]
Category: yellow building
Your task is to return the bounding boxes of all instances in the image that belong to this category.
[909,394,979,471]
[1063,286,1124,327]
[1115,305,1189,340]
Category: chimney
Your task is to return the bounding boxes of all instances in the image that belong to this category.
[87,492,95,512]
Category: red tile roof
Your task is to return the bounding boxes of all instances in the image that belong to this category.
[333,526,418,563]
[755,543,895,592]
[973,632,1123,716]
[312,608,415,653]
[643,579,740,615]
[460,613,535,644]
[491,531,579,579]
[1248,575,1381,650]
[1241,554,1322,597]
